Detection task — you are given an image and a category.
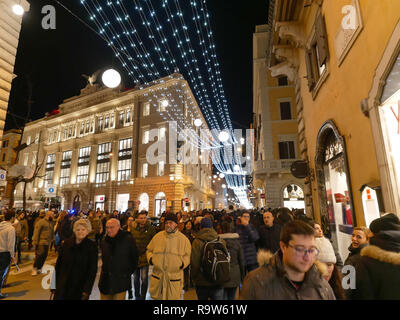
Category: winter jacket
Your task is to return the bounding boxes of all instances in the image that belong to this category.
[87,217,102,240]
[56,218,73,241]
[54,237,98,300]
[344,243,368,267]
[19,219,29,240]
[99,230,139,295]
[235,224,259,266]
[130,221,156,268]
[32,218,55,246]
[240,250,336,300]
[190,228,227,287]
[0,221,16,256]
[257,223,282,253]
[146,229,191,300]
[351,230,400,300]
[219,233,245,288]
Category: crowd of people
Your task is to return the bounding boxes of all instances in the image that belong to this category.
[0,205,400,300]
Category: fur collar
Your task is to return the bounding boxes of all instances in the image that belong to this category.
[219,233,239,240]
[361,245,400,265]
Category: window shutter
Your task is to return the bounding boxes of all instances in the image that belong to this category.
[315,13,329,67]
[305,50,316,91]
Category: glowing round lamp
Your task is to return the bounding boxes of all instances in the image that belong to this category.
[194,119,202,127]
[12,4,24,16]
[221,184,226,189]
[102,69,121,88]
[162,100,169,107]
[219,173,225,179]
[218,130,230,143]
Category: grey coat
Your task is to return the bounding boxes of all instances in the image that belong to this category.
[240,250,336,300]
[219,233,245,288]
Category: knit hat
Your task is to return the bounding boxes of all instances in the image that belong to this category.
[315,237,337,264]
[370,213,400,233]
[164,213,178,224]
[200,217,213,229]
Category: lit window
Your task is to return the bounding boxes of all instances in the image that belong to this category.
[143,129,150,144]
[158,161,165,176]
[143,103,150,116]
[142,163,148,178]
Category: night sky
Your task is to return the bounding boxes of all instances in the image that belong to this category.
[6,0,269,131]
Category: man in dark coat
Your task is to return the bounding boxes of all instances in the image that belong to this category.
[257,211,282,253]
[240,220,335,300]
[99,218,139,300]
[351,213,400,300]
[235,212,259,273]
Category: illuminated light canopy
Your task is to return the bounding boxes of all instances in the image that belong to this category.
[12,4,24,16]
[102,69,121,88]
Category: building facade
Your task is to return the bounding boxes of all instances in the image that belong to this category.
[14,73,215,216]
[253,24,305,210]
[0,0,30,137]
[266,0,400,261]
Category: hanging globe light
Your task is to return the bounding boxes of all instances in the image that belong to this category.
[12,4,24,16]
[102,69,121,88]
[218,130,230,143]
[194,119,202,127]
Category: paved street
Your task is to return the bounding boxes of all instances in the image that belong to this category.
[2,246,198,300]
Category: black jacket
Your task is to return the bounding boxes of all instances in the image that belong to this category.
[344,243,368,267]
[257,223,282,253]
[54,237,98,300]
[351,230,400,300]
[219,233,245,288]
[99,230,139,295]
[235,224,259,266]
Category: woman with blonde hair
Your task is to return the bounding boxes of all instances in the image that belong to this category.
[53,219,98,300]
[344,226,370,267]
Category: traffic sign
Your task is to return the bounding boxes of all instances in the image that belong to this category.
[0,170,6,187]
[45,184,57,198]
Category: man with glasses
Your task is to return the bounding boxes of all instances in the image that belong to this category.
[235,211,259,273]
[240,220,335,300]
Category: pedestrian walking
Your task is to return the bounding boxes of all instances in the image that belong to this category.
[240,220,335,300]
[313,222,343,268]
[53,219,98,300]
[99,218,139,300]
[235,211,260,273]
[0,211,16,299]
[257,210,282,253]
[130,211,156,300]
[351,213,400,299]
[191,217,227,300]
[146,213,191,300]
[32,210,55,276]
[219,218,245,300]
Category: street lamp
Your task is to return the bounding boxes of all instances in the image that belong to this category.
[12,4,24,16]
[102,69,121,88]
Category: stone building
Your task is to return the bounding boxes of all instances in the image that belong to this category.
[14,73,215,216]
[253,24,305,210]
[0,0,30,137]
[266,0,400,261]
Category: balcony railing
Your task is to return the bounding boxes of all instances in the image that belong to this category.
[254,159,297,174]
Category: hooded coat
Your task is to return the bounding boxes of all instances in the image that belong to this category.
[98,230,139,295]
[190,227,227,287]
[146,229,191,300]
[54,237,98,300]
[240,250,336,300]
[219,232,245,288]
[350,230,400,300]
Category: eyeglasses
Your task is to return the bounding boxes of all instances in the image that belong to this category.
[288,244,319,258]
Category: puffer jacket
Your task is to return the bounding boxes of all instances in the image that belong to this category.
[146,230,191,300]
[32,218,55,246]
[351,230,400,300]
[130,220,156,268]
[344,243,368,267]
[240,250,336,300]
[219,233,245,288]
[190,228,227,287]
[235,224,259,266]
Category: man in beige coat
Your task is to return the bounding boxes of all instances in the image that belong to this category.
[146,213,191,300]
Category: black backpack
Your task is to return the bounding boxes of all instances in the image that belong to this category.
[200,238,231,285]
